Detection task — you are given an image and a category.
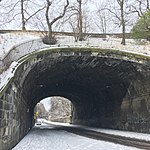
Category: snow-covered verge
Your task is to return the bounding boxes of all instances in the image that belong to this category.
[12,123,141,150]
[0,33,47,90]
[0,33,149,60]
[0,32,40,59]
[56,36,150,56]
[91,128,150,142]
[43,120,150,142]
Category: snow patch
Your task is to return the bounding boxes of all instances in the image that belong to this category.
[0,33,40,59]
[0,61,19,90]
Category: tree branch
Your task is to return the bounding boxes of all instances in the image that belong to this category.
[25,6,46,22]
[50,0,69,26]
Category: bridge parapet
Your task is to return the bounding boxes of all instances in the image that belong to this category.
[0,38,96,73]
[0,39,49,73]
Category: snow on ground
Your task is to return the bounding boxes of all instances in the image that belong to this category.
[12,124,141,150]
[0,33,150,60]
[44,120,150,142]
[0,32,40,59]
[91,128,150,142]
[56,36,150,55]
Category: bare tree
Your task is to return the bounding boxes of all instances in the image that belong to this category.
[0,0,45,30]
[65,0,91,42]
[76,0,91,41]
[102,0,130,45]
[77,0,84,41]
[95,9,107,34]
[118,0,126,45]
[0,1,20,27]
[68,15,79,42]
[65,3,81,42]
[43,0,69,44]
[21,0,45,31]
[30,13,48,37]
[128,0,150,17]
[82,10,91,34]
[21,0,25,30]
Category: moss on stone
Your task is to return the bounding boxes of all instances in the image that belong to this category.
[19,47,150,63]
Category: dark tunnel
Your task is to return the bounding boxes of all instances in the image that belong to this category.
[16,55,140,129]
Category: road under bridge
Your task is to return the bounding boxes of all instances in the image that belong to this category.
[0,47,150,150]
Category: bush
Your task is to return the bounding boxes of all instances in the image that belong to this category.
[131,11,150,41]
[42,35,57,45]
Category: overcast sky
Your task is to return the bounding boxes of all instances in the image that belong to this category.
[0,0,116,32]
[0,0,139,33]
[40,97,51,111]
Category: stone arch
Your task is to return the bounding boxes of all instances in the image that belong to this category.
[0,48,150,150]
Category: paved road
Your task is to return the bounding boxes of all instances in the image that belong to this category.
[12,124,142,150]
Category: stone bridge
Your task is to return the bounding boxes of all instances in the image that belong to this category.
[0,46,150,150]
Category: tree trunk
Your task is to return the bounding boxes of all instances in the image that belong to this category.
[120,0,126,45]
[45,0,56,44]
[78,0,84,41]
[121,23,126,45]
[21,0,26,31]
[44,0,69,44]
[146,0,149,10]
[48,24,53,40]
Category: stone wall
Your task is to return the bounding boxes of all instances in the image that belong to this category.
[120,75,150,133]
[0,82,32,150]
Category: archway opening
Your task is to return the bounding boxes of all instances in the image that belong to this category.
[34,97,72,125]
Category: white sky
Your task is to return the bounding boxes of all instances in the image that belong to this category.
[0,0,134,33]
[40,97,51,111]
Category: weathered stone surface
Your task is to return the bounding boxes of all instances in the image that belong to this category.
[0,48,150,150]
[0,110,4,119]
[0,100,3,108]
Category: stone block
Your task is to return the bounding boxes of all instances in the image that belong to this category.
[6,111,9,120]
[0,138,3,150]
[0,94,5,101]
[4,103,8,110]
[0,119,7,128]
[80,51,91,56]
[2,135,10,145]
[6,94,12,104]
[0,128,6,137]
[3,127,9,137]
[0,100,3,109]
[0,109,4,119]
[6,103,12,111]
[74,51,80,55]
